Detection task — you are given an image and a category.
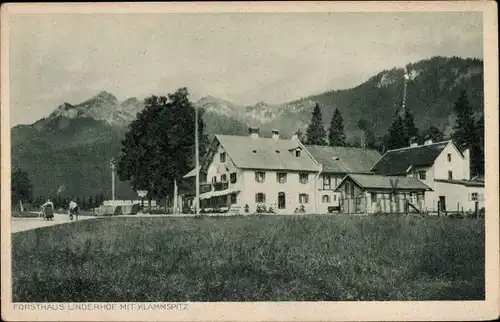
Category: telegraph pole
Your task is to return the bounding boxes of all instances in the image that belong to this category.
[110,158,116,202]
[195,104,200,215]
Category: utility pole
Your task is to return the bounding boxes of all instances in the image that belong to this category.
[195,104,200,215]
[110,158,116,202]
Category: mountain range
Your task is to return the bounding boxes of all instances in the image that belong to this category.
[11,56,484,199]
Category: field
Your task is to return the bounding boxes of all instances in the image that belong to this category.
[12,215,484,302]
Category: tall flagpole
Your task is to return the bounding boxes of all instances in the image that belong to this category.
[195,104,200,215]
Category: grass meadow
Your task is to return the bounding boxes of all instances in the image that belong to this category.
[12,215,484,302]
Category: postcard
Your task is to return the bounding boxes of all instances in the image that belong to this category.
[1,1,498,321]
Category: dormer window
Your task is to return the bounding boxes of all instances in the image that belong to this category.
[220,152,226,163]
[252,149,257,153]
[295,149,301,157]
[275,150,280,154]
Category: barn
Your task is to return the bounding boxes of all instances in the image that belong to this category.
[334,174,431,214]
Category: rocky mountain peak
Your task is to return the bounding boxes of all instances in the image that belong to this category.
[92,91,118,104]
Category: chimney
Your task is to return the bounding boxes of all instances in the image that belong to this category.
[360,131,366,148]
[272,129,280,140]
[409,136,418,148]
[248,127,260,139]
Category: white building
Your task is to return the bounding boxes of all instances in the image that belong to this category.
[371,139,484,213]
[183,128,321,214]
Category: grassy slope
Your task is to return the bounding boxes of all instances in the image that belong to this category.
[12,215,484,302]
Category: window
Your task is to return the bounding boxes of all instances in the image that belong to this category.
[230,193,237,204]
[471,192,478,201]
[350,182,355,197]
[333,194,337,201]
[448,171,453,180]
[278,192,286,209]
[255,193,266,203]
[418,171,426,180]
[299,173,309,184]
[322,195,330,203]
[447,153,451,162]
[299,193,309,204]
[295,149,301,157]
[255,171,266,183]
[221,174,227,182]
[371,192,377,202]
[212,176,217,183]
[230,173,237,183]
[277,172,287,184]
[220,152,226,163]
[323,174,331,190]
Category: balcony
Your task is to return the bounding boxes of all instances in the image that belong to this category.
[213,181,229,191]
[200,183,212,193]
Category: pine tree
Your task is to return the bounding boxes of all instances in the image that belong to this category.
[305,103,327,145]
[403,110,419,144]
[452,91,482,177]
[328,108,346,146]
[387,116,406,149]
[473,117,485,176]
[452,90,477,147]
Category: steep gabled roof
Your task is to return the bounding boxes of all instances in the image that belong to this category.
[212,134,319,171]
[335,174,431,191]
[306,145,382,174]
[371,140,451,175]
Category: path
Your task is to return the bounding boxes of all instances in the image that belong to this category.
[11,213,97,233]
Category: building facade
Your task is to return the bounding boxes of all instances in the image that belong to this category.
[305,145,382,213]
[371,139,485,213]
[183,129,321,214]
[334,174,430,214]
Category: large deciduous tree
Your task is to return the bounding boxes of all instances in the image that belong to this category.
[328,108,346,147]
[117,88,207,202]
[305,103,327,146]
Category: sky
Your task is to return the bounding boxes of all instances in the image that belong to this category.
[9,11,483,126]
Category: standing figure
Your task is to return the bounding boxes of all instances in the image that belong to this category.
[41,199,54,221]
[69,199,79,221]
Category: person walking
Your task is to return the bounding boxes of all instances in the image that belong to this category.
[41,199,54,221]
[69,199,79,220]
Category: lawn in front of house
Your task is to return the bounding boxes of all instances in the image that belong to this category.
[11,215,484,302]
